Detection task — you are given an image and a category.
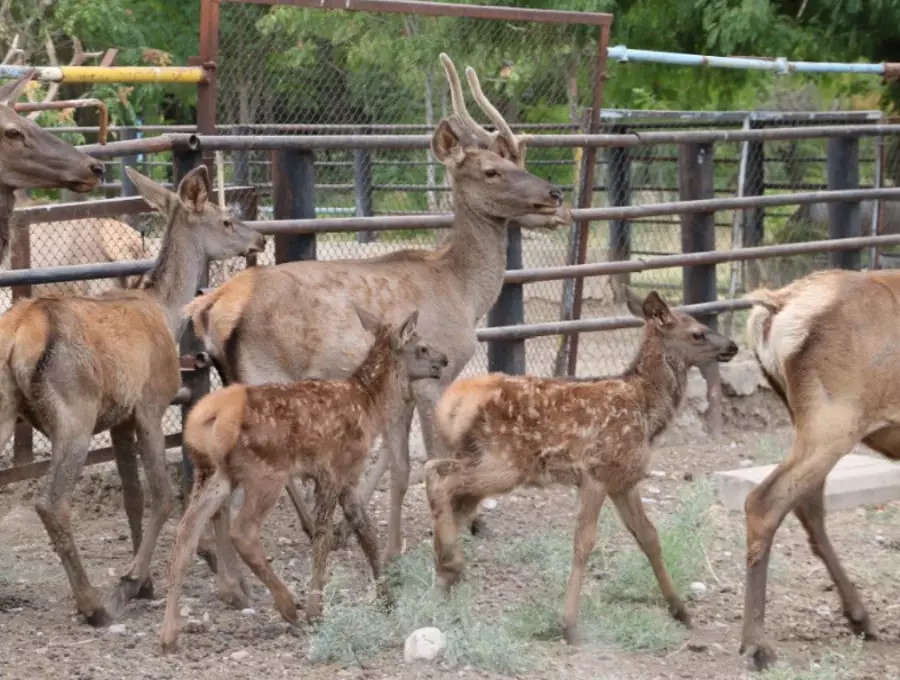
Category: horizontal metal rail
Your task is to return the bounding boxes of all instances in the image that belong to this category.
[0,65,208,84]
[168,124,900,153]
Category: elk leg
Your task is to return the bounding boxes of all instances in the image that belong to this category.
[160,469,232,653]
[384,403,416,562]
[331,439,388,550]
[561,479,607,645]
[231,477,298,624]
[306,481,340,622]
[611,486,690,626]
[740,427,854,671]
[338,485,389,606]
[111,424,143,554]
[211,505,252,609]
[35,430,111,626]
[794,483,874,638]
[284,477,317,541]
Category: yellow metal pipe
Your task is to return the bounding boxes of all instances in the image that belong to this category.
[58,66,208,84]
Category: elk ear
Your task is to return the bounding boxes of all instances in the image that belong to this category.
[488,135,523,167]
[352,303,383,336]
[125,166,175,215]
[0,69,36,107]
[642,291,675,326]
[178,165,212,213]
[431,119,465,166]
[397,310,419,342]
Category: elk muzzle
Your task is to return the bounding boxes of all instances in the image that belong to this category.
[718,339,739,362]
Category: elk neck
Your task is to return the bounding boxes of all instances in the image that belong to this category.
[0,186,15,265]
[442,191,510,322]
[139,212,206,341]
[350,332,406,422]
[622,326,689,441]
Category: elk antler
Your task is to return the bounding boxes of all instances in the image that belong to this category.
[437,52,528,166]
[27,36,103,120]
[2,35,25,66]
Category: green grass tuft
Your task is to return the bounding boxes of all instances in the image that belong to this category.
[758,638,864,680]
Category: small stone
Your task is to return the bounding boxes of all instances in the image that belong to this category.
[723,551,733,558]
[229,650,250,662]
[403,627,446,663]
[277,536,291,546]
[180,606,192,618]
[107,568,117,578]
[288,559,298,569]
[687,642,708,652]
[202,612,210,623]
[642,498,658,505]
[689,582,708,597]
[481,498,498,511]
[646,486,661,495]
[240,608,256,616]
[683,471,695,481]
[650,470,666,479]
[107,624,127,635]
[816,605,831,618]
[740,460,753,468]
[875,535,886,544]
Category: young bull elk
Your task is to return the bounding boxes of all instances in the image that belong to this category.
[424,291,738,644]
[0,70,104,261]
[0,165,264,626]
[184,53,571,560]
[741,268,900,670]
[159,307,448,652]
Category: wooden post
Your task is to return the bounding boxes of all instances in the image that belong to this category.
[679,142,723,437]
[827,137,862,270]
[272,149,316,263]
[487,227,526,375]
[606,125,632,303]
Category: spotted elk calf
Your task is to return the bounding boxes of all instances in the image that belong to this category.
[740,268,900,671]
[424,291,738,644]
[159,307,448,652]
[0,165,264,627]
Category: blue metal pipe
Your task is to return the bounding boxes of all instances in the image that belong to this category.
[607,45,890,75]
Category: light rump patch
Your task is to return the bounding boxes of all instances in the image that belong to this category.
[424,290,738,646]
[159,307,448,653]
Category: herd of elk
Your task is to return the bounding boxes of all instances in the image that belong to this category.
[2,52,896,675]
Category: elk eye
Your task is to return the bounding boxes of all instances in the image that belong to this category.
[4,127,22,141]
[485,168,500,178]
[692,332,706,341]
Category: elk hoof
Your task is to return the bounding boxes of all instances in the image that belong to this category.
[469,516,490,537]
[847,610,877,640]
[671,602,692,628]
[117,575,152,602]
[136,578,156,600]
[739,640,776,672]
[85,606,114,629]
[561,623,581,646]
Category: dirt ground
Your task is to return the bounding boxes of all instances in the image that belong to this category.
[0,386,899,680]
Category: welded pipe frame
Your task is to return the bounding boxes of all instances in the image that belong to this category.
[0,65,208,84]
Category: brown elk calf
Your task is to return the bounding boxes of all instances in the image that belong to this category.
[0,165,264,627]
[424,291,738,644]
[159,307,448,652]
[741,268,900,671]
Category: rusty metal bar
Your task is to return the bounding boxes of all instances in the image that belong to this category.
[224,0,613,26]
[568,22,611,376]
[77,134,184,158]
[14,99,109,144]
[170,124,900,153]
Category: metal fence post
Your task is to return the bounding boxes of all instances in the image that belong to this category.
[827,137,862,270]
[487,227,526,375]
[679,141,723,436]
[607,125,632,303]
[119,127,138,197]
[273,149,317,263]
[355,127,376,243]
[173,146,209,500]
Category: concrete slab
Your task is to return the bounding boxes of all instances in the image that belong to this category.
[713,453,900,513]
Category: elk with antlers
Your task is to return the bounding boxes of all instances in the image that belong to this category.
[0,165,264,626]
[0,70,104,263]
[424,291,738,644]
[185,53,571,560]
[740,268,900,670]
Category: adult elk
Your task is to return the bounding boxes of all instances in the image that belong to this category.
[742,268,900,670]
[0,70,104,262]
[0,165,264,626]
[185,53,572,559]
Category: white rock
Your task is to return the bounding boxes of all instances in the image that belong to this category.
[689,581,708,597]
[107,624,127,635]
[649,470,667,479]
[646,486,661,495]
[202,612,211,623]
[180,605,192,618]
[723,551,733,558]
[241,608,256,616]
[403,627,446,663]
[641,498,658,505]
[229,650,250,662]
[480,498,498,511]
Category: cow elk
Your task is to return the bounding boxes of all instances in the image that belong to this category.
[159,307,448,652]
[0,165,264,626]
[424,291,738,644]
[184,53,572,560]
[0,70,104,262]
[741,268,900,670]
